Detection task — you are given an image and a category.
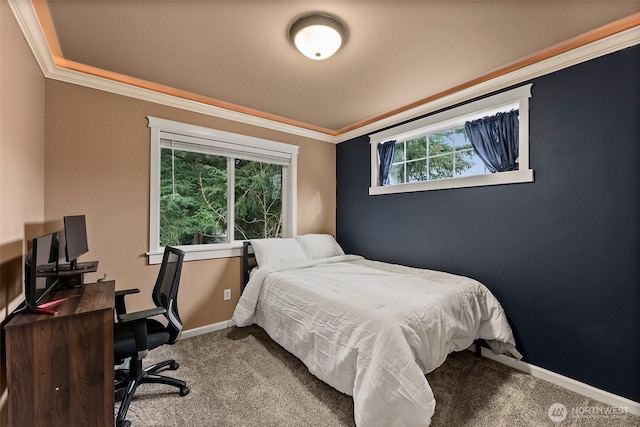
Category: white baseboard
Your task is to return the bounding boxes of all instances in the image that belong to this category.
[471,344,640,416]
[181,319,232,340]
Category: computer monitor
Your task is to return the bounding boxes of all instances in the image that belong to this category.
[63,215,89,270]
[20,231,60,314]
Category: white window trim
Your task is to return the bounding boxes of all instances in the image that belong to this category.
[148,116,298,263]
[369,84,533,195]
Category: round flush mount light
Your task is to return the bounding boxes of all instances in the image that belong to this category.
[288,13,348,60]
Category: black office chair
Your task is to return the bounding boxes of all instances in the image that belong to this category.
[113,246,190,427]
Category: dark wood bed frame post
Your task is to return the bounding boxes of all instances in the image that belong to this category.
[474,339,482,357]
[241,241,256,294]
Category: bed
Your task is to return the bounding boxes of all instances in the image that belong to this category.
[232,235,520,426]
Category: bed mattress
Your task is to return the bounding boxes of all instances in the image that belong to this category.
[232,255,516,426]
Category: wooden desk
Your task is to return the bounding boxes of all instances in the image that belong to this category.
[5,281,115,427]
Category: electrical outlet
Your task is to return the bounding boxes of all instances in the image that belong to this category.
[223,289,231,301]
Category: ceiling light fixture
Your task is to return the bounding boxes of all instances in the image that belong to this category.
[288,13,348,60]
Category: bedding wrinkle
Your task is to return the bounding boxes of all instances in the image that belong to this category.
[232,255,516,426]
[354,323,436,426]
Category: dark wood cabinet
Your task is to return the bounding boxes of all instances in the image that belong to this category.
[4,281,115,427]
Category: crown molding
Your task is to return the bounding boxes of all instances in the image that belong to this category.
[8,1,640,145]
[51,64,339,143]
[8,0,57,74]
[334,21,640,143]
[7,0,337,144]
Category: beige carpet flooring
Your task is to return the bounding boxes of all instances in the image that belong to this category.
[117,325,639,427]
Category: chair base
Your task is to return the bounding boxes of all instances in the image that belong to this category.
[115,357,189,427]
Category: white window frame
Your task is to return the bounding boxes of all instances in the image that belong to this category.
[148,116,298,263]
[369,84,534,195]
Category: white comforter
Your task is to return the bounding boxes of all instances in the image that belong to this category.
[232,255,516,426]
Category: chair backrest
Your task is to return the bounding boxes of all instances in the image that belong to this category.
[152,246,185,344]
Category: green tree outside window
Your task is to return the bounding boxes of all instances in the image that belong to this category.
[389,126,483,184]
[160,148,282,247]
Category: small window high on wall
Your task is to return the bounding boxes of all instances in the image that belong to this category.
[369,84,533,195]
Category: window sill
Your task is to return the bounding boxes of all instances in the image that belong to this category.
[147,243,243,264]
[369,168,534,195]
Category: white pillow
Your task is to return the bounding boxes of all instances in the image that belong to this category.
[296,234,345,259]
[250,238,308,267]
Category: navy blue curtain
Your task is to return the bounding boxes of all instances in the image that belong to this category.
[464,110,519,173]
[378,140,396,185]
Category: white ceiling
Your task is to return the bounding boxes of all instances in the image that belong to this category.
[40,1,640,134]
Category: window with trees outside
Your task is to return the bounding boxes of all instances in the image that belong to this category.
[148,117,298,263]
[389,126,488,184]
[369,84,533,195]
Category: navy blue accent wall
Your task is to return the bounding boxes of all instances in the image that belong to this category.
[336,45,639,401]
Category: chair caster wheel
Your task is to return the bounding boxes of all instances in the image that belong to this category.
[117,420,131,427]
[180,386,190,397]
[169,361,179,370]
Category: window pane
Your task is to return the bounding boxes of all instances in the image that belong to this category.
[428,131,454,156]
[234,160,283,240]
[405,137,427,161]
[452,126,470,149]
[407,159,427,182]
[160,148,228,246]
[429,154,454,180]
[389,163,405,184]
[455,150,487,177]
[392,141,405,163]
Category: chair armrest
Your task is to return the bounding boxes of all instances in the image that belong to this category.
[115,288,140,297]
[117,307,167,359]
[114,288,140,316]
[118,307,166,323]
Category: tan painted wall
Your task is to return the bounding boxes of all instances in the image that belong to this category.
[1,0,47,423]
[0,1,46,243]
[44,80,336,330]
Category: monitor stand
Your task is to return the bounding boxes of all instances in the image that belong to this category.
[35,297,69,315]
[13,297,69,316]
[32,307,58,315]
[56,260,99,287]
